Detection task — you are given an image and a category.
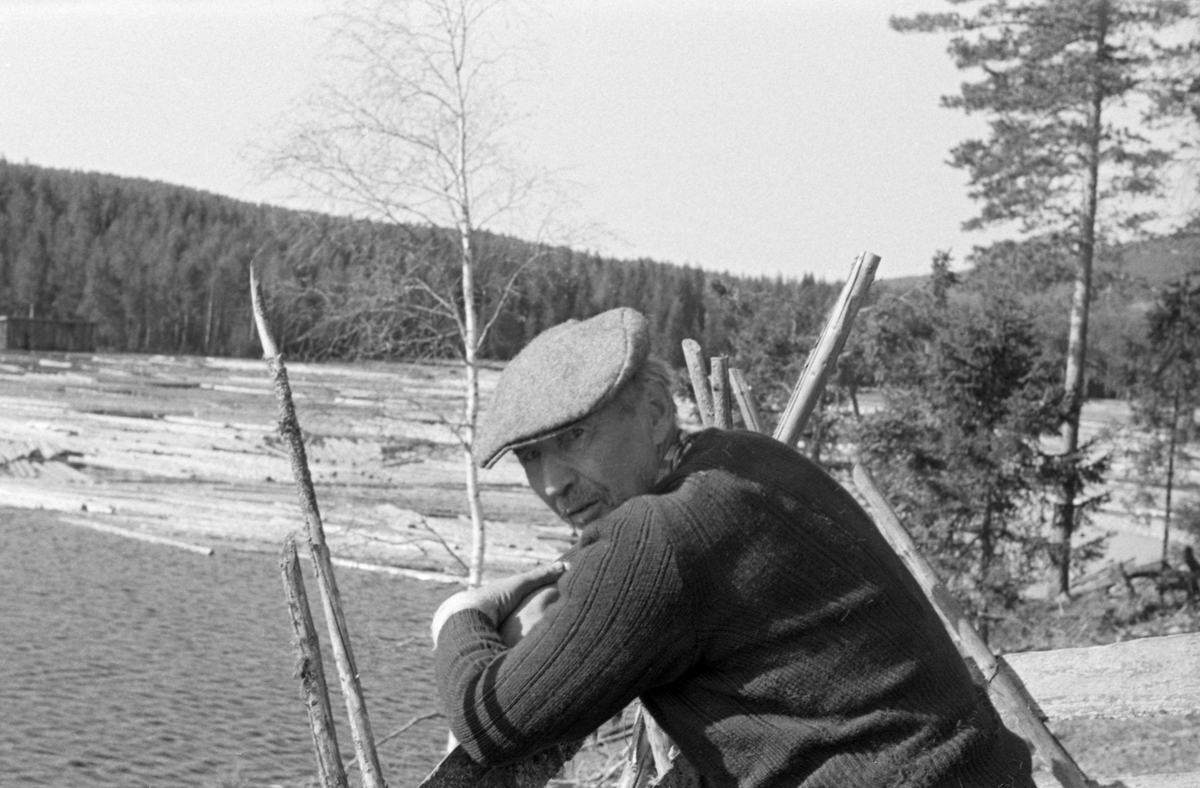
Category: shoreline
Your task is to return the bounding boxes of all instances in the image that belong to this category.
[0,350,569,584]
[36,509,471,584]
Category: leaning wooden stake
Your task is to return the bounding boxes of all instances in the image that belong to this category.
[282,534,350,788]
[709,356,732,429]
[774,252,880,447]
[852,463,1093,788]
[681,339,714,427]
[251,266,387,788]
[727,368,763,434]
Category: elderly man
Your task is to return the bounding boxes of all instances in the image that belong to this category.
[431,308,1034,788]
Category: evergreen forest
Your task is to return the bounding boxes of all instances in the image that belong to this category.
[0,160,842,370]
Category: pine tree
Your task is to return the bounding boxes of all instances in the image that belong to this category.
[894,0,1200,594]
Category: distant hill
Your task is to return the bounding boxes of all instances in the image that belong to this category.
[1113,231,1200,286]
[873,229,1200,301]
[0,160,841,364]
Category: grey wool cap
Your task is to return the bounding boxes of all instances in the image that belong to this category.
[475,307,650,468]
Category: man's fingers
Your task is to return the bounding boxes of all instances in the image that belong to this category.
[503,561,567,596]
[431,561,568,647]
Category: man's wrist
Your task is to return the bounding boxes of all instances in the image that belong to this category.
[431,595,494,647]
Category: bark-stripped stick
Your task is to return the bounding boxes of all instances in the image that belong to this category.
[773,252,880,447]
[250,266,387,788]
[852,463,1093,788]
[728,368,763,434]
[282,535,350,788]
[681,339,714,427]
[709,356,732,430]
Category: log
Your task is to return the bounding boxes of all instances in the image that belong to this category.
[852,463,1092,788]
[681,340,714,427]
[281,535,350,788]
[60,518,214,556]
[773,252,879,447]
[250,267,387,788]
[1005,632,1200,720]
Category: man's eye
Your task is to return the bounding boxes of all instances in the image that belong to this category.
[517,449,540,464]
[563,427,586,444]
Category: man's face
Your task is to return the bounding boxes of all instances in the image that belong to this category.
[514,394,667,528]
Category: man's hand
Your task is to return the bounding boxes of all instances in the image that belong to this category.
[498,584,560,647]
[431,561,567,647]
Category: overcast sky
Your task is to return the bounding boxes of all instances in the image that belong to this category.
[0,0,1012,282]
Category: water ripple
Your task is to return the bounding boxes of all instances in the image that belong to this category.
[1,512,451,787]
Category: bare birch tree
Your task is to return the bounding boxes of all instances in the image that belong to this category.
[266,0,549,587]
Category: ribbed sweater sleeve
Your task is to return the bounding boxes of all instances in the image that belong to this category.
[435,497,698,765]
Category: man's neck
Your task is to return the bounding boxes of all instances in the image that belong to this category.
[654,426,689,485]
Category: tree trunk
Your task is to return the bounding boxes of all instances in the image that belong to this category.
[980,498,994,644]
[204,276,216,355]
[1055,0,1108,597]
[1163,383,1181,566]
[456,109,487,589]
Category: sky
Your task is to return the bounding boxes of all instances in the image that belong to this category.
[0,0,1006,283]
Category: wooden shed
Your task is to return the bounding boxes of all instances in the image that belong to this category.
[0,316,96,352]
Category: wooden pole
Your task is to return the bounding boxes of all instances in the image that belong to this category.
[852,463,1093,788]
[681,339,714,427]
[728,368,764,434]
[773,252,880,447]
[281,535,350,788]
[709,356,732,429]
[250,266,388,788]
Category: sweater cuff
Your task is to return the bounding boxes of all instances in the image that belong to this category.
[435,608,507,753]
[438,607,498,650]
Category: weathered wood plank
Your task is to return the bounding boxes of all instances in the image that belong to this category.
[416,741,582,788]
[1035,770,1200,788]
[1006,632,1200,720]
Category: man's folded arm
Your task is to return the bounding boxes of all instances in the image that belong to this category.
[434,504,697,765]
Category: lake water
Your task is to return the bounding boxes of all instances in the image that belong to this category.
[1,510,451,788]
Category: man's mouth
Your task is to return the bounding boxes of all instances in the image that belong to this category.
[563,501,600,525]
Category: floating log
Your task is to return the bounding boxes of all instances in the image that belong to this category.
[59,517,214,556]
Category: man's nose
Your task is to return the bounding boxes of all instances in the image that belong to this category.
[540,456,576,500]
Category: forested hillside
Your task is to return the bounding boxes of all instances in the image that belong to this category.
[0,160,840,366]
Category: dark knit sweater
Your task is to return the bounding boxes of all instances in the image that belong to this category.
[436,429,1034,788]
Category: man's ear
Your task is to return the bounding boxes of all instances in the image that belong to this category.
[646,383,674,446]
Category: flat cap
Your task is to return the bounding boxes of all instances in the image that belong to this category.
[476,308,650,468]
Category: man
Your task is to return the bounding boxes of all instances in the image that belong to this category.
[432,308,1034,788]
